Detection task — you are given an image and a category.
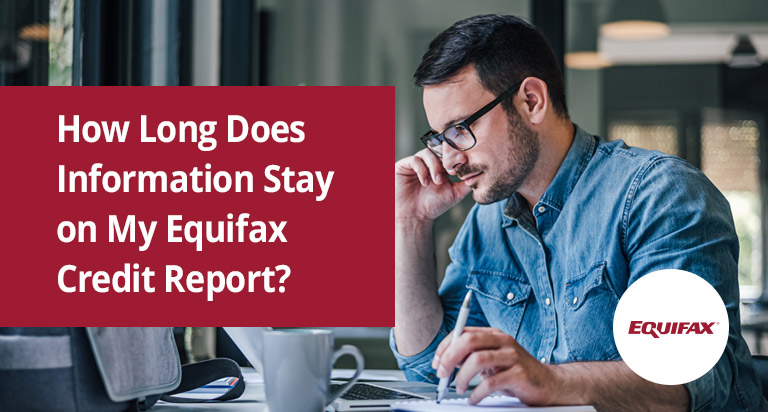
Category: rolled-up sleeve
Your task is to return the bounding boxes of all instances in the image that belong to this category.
[681,330,762,411]
[389,320,450,383]
[683,356,728,412]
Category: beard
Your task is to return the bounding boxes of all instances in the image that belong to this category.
[456,111,540,205]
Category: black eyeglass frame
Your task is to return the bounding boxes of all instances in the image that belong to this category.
[419,81,523,158]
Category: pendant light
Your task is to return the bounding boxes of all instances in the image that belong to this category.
[601,0,670,41]
[566,2,610,70]
[729,35,761,68]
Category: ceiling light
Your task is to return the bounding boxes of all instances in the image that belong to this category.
[601,0,670,41]
[565,52,611,70]
[729,35,761,69]
[566,2,611,70]
[19,24,50,42]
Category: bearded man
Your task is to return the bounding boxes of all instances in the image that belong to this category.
[392,14,766,412]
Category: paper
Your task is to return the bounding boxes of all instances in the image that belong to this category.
[167,377,240,400]
[391,396,596,411]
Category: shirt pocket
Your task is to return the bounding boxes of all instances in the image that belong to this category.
[563,261,621,361]
[466,268,531,339]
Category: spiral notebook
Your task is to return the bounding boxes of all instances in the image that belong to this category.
[391,396,596,411]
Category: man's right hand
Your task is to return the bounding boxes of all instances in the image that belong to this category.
[395,148,472,222]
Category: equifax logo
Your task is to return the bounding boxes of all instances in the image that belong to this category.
[627,321,718,338]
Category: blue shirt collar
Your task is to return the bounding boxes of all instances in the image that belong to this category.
[503,123,596,226]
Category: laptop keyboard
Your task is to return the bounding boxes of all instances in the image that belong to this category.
[332,383,424,400]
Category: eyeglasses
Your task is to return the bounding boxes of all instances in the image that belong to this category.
[420,81,522,158]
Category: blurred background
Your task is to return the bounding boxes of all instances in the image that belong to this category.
[3,0,768,368]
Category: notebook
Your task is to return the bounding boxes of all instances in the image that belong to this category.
[391,396,596,411]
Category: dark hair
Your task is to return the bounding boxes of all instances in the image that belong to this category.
[414,14,568,118]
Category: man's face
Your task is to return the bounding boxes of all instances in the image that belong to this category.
[423,66,540,204]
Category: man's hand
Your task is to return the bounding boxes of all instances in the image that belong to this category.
[395,148,471,222]
[431,327,560,405]
[431,326,690,412]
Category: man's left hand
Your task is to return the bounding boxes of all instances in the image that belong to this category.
[431,326,561,405]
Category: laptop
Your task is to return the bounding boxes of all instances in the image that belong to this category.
[330,380,438,411]
[223,327,462,411]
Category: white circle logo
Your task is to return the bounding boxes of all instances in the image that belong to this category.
[613,269,728,385]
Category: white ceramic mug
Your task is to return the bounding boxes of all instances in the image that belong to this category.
[263,329,364,412]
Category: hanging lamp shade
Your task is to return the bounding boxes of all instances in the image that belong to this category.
[729,35,761,68]
[565,2,610,70]
[601,0,670,40]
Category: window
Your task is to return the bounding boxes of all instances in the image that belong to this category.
[608,123,679,156]
[49,0,74,86]
[701,109,763,297]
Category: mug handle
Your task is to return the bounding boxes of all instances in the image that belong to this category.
[325,344,365,406]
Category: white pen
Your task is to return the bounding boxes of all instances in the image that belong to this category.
[435,290,473,403]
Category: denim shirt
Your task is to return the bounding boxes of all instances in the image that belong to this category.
[391,125,767,411]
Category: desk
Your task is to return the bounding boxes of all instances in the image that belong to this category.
[151,369,406,412]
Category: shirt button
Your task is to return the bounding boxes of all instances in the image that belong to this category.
[573,297,578,305]
[545,298,551,306]
[537,206,546,213]
[507,292,515,300]
[540,357,546,363]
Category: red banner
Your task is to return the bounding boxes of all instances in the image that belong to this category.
[1,87,394,326]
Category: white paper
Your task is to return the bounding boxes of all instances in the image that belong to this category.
[391,396,596,411]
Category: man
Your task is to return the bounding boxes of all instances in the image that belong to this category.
[392,14,766,412]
